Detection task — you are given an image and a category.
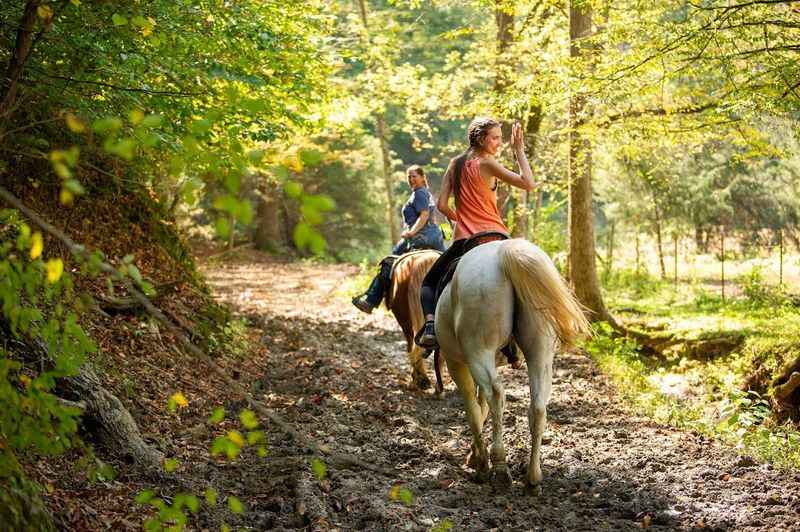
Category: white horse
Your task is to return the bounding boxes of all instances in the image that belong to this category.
[435,238,590,493]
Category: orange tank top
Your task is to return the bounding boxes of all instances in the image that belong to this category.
[453,158,509,241]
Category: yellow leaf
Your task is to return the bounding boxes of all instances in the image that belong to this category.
[227,430,245,448]
[37,5,53,20]
[60,188,74,205]
[142,25,153,37]
[46,259,64,283]
[70,0,81,6]
[65,113,85,133]
[30,232,43,259]
[20,375,31,387]
[128,109,144,125]
[170,392,188,409]
[147,17,156,26]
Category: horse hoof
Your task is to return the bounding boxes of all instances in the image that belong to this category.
[490,467,513,492]
[524,481,542,496]
[466,450,482,470]
[413,373,432,391]
[473,468,491,484]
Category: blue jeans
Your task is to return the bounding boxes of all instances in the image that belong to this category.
[364,226,446,307]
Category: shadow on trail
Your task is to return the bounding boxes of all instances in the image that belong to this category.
[224,311,691,531]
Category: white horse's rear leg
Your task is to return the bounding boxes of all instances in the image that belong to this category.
[445,357,490,480]
[517,322,555,495]
[468,356,512,491]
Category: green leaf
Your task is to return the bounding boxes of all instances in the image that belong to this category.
[163,458,179,472]
[304,194,336,212]
[184,494,200,513]
[239,409,258,430]
[398,487,414,506]
[208,406,225,424]
[204,488,218,507]
[227,496,244,514]
[127,265,143,284]
[308,233,326,255]
[215,217,231,239]
[63,179,85,195]
[247,430,265,445]
[299,149,323,166]
[310,458,327,480]
[92,117,123,135]
[140,114,163,128]
[300,204,323,225]
[112,13,128,26]
[190,119,213,135]
[135,490,154,504]
[284,181,302,199]
[293,222,312,249]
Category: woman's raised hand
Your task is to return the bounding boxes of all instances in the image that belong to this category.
[511,122,524,153]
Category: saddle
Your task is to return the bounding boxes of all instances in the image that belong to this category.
[433,231,510,302]
[425,231,521,368]
[381,249,442,307]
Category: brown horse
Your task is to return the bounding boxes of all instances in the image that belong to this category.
[385,249,444,391]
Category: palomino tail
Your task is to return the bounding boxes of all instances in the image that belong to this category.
[499,239,591,350]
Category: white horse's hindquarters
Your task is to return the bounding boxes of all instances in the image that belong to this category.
[436,241,515,365]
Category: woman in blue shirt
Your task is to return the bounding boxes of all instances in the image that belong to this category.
[352,165,445,313]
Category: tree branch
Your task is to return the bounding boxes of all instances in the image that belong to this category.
[40,73,204,97]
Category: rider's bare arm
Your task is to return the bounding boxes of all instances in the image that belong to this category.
[402,209,430,238]
[436,159,458,221]
[481,123,537,191]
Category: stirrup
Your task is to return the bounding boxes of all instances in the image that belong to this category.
[415,320,438,349]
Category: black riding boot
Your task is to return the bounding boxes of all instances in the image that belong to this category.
[352,260,393,314]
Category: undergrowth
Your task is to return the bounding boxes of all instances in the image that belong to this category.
[587,323,800,469]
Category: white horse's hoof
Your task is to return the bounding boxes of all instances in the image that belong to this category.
[491,467,513,491]
[524,481,542,496]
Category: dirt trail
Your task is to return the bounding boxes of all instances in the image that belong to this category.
[200,252,800,531]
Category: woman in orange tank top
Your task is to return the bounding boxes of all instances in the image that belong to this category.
[416,117,539,348]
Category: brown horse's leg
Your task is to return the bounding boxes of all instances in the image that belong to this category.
[409,344,432,390]
[446,358,489,481]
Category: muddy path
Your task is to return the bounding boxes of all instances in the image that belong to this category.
[200,252,800,531]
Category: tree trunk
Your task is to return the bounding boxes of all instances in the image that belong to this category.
[356,1,398,247]
[653,207,666,279]
[254,183,283,251]
[780,228,784,286]
[0,0,42,133]
[673,231,679,290]
[376,114,399,245]
[568,1,613,323]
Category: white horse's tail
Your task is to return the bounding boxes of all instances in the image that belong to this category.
[499,239,591,350]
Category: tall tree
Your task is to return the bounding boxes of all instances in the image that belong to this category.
[356,0,400,246]
[568,0,613,323]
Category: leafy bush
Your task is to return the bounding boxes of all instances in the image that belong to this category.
[0,210,95,528]
[738,265,786,307]
[602,267,665,298]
